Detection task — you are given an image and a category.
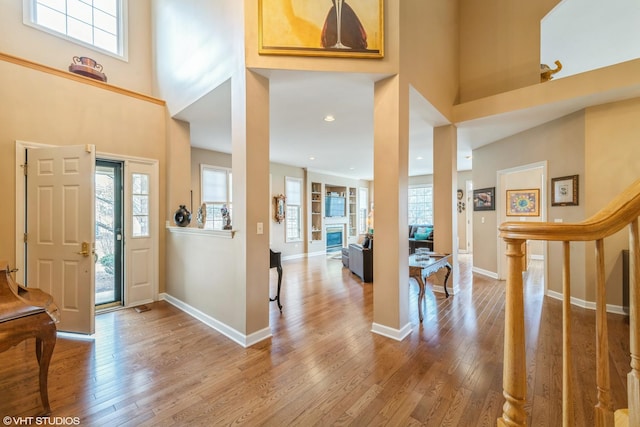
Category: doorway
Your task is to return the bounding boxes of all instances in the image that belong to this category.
[497,161,548,287]
[16,141,160,332]
[95,160,124,309]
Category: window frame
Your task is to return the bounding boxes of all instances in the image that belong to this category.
[200,165,232,231]
[358,187,368,234]
[284,176,303,243]
[131,172,150,238]
[407,184,434,225]
[23,0,129,60]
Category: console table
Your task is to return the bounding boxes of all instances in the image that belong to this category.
[409,253,452,322]
[0,264,59,415]
[269,250,283,312]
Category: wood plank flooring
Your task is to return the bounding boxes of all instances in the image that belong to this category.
[0,255,630,426]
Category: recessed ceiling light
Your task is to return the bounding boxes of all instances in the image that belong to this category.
[349,167,355,170]
[309,156,315,160]
[465,155,472,159]
[324,115,335,122]
[416,156,424,160]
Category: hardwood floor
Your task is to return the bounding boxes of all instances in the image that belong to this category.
[0,255,630,426]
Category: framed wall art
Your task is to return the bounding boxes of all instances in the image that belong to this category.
[274,194,286,223]
[259,0,384,58]
[506,189,540,217]
[473,187,495,211]
[551,175,579,206]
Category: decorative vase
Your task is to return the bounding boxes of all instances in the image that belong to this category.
[174,205,191,227]
[68,56,107,82]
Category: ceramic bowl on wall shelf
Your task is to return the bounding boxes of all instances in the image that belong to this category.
[69,56,107,82]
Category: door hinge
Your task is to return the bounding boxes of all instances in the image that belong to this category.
[22,163,28,176]
[23,233,28,243]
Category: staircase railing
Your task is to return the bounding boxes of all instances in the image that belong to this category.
[497,178,640,427]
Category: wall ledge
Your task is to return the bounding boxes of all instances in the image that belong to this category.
[0,51,165,106]
[166,225,235,238]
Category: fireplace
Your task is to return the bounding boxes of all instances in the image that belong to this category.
[326,226,343,253]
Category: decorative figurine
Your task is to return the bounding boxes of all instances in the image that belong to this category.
[540,60,562,82]
[221,204,232,230]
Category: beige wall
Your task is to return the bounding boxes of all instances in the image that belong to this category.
[459,0,560,102]
[473,96,640,306]
[473,111,586,297]
[584,97,640,305]
[401,0,458,118]
[189,148,373,259]
[0,58,167,289]
[0,1,153,95]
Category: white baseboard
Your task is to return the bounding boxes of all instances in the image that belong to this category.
[432,284,459,296]
[371,321,412,341]
[282,253,308,261]
[546,290,627,315]
[159,293,272,347]
[472,266,499,279]
[306,250,327,258]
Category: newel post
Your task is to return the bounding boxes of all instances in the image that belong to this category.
[498,238,527,427]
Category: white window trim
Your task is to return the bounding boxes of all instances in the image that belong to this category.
[358,187,368,234]
[22,0,129,61]
[408,184,434,225]
[285,176,303,243]
[200,164,232,231]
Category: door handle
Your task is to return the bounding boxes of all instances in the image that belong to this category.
[76,242,92,257]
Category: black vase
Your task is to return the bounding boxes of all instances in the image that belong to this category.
[174,205,191,227]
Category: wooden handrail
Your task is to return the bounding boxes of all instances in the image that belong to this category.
[497,178,640,427]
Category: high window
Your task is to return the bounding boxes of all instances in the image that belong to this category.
[285,177,302,242]
[24,0,126,57]
[408,185,433,225]
[201,165,232,230]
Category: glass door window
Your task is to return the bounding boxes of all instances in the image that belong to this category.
[95,160,123,307]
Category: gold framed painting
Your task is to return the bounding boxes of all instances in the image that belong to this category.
[259,0,384,58]
[506,189,540,217]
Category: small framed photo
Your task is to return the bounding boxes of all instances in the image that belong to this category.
[552,175,579,206]
[473,187,495,211]
[506,189,540,216]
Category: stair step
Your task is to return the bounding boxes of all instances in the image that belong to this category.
[615,408,628,427]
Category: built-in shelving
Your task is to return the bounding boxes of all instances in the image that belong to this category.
[311,182,322,241]
[348,188,357,237]
[309,182,359,246]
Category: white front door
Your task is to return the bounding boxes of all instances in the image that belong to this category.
[26,145,96,334]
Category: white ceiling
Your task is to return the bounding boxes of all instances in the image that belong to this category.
[176,70,466,180]
[175,1,640,181]
[176,66,640,181]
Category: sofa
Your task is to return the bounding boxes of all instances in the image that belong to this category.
[408,224,434,254]
[348,241,373,283]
